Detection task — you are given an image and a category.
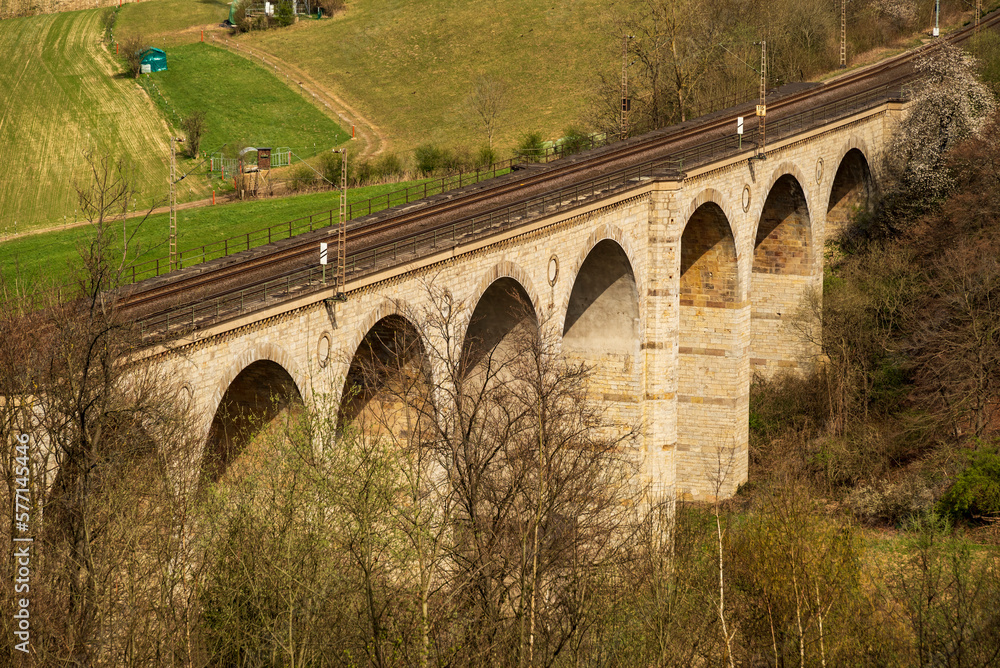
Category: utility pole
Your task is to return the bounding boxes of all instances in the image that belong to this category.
[757,40,767,159]
[620,34,633,141]
[335,148,347,298]
[840,0,847,68]
[169,136,184,271]
[933,0,940,37]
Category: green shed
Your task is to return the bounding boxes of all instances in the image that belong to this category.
[139,48,167,74]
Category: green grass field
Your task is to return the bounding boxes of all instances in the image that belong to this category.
[116,0,231,46]
[0,180,423,285]
[241,0,610,154]
[0,9,204,231]
[142,42,348,159]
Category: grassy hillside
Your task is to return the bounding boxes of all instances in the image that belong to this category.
[0,9,200,231]
[143,42,349,158]
[241,0,609,154]
[116,0,230,46]
[0,180,420,284]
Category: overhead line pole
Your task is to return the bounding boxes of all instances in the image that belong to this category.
[336,148,347,298]
[840,0,847,68]
[620,34,633,141]
[169,136,184,271]
[758,40,767,159]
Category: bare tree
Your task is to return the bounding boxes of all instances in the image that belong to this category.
[119,32,146,79]
[182,111,207,159]
[598,0,725,136]
[469,75,509,150]
[0,154,195,664]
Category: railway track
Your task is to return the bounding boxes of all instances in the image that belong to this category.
[127,10,1000,338]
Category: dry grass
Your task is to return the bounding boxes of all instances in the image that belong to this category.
[239,0,613,154]
[0,8,206,232]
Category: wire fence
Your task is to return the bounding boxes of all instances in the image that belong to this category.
[125,159,519,284]
[135,84,907,340]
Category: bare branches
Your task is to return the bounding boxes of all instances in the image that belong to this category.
[469,75,509,151]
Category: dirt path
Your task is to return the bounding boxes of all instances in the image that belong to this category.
[206,29,388,159]
[0,196,220,241]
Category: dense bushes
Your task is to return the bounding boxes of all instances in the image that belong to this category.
[939,446,1000,519]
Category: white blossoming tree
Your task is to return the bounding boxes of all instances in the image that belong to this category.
[879,43,995,225]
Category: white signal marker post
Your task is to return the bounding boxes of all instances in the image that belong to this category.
[737,116,743,150]
[320,241,328,284]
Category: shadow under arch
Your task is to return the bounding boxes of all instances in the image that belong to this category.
[680,201,738,306]
[827,148,873,237]
[204,359,303,482]
[563,239,639,354]
[461,277,538,378]
[754,173,812,276]
[337,313,430,433]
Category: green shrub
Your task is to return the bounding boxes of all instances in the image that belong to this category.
[414,144,446,175]
[475,145,497,169]
[274,1,294,27]
[560,126,590,156]
[352,158,375,185]
[939,445,1000,519]
[516,131,545,162]
[374,152,403,179]
[319,151,343,185]
[444,145,473,172]
[288,164,317,192]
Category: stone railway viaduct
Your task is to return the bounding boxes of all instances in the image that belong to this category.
[149,100,897,501]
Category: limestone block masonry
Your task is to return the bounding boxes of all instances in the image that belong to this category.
[148,102,903,502]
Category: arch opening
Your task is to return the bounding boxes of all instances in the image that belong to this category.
[680,202,738,307]
[204,360,302,482]
[751,174,818,377]
[754,174,811,276]
[827,148,872,237]
[337,314,429,433]
[677,202,746,500]
[462,277,538,377]
[563,240,639,354]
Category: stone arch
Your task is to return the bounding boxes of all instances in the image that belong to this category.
[562,238,639,354]
[468,260,542,320]
[754,170,812,277]
[462,273,539,377]
[681,188,740,236]
[341,300,419,374]
[204,344,304,481]
[208,342,305,422]
[827,139,874,238]
[337,312,430,433]
[680,196,739,307]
